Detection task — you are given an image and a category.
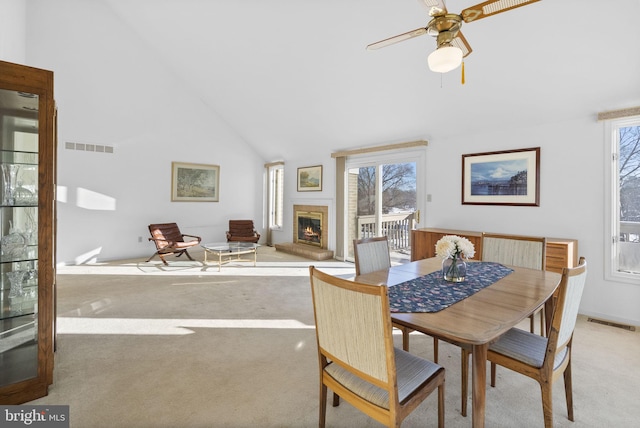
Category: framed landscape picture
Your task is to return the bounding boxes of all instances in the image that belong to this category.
[171,162,219,202]
[297,165,322,192]
[462,147,540,206]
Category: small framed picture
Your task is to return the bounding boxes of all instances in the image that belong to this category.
[171,162,219,202]
[462,147,540,206]
[297,165,323,192]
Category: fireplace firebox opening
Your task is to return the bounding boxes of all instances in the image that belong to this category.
[296,211,323,247]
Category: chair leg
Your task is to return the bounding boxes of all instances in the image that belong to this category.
[401,327,410,351]
[490,362,497,387]
[438,381,445,428]
[530,313,535,333]
[184,249,195,261]
[564,361,574,421]
[319,383,327,428]
[158,254,169,265]
[332,392,340,407]
[461,348,469,417]
[433,338,439,363]
[540,381,554,428]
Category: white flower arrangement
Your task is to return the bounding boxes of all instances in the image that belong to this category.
[435,235,475,259]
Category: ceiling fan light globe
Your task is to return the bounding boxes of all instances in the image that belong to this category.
[428,46,463,73]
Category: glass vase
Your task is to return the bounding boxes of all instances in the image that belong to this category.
[1,221,27,259]
[7,270,26,298]
[442,255,467,282]
[1,164,21,205]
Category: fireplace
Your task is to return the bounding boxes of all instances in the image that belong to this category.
[296,211,322,247]
[293,204,329,249]
[275,204,333,260]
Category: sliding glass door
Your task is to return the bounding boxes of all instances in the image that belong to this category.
[345,150,424,262]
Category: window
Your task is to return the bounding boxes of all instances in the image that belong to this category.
[605,115,640,282]
[268,163,284,230]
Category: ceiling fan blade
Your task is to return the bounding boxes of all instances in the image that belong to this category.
[452,31,473,58]
[460,0,540,23]
[366,27,428,50]
[417,0,448,17]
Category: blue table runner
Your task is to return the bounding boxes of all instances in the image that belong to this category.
[388,262,514,313]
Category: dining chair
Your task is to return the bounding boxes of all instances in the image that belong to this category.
[353,236,392,276]
[458,232,547,417]
[353,237,437,356]
[309,266,445,428]
[487,257,587,428]
[481,232,548,334]
[481,232,547,270]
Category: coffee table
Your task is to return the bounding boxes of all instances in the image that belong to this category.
[202,242,260,271]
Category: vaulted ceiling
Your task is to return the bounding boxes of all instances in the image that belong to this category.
[105,0,640,160]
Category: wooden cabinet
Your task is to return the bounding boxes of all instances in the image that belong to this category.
[411,228,577,273]
[0,61,56,404]
[411,228,483,261]
[546,239,578,273]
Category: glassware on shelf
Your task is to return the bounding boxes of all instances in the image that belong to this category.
[7,270,26,299]
[7,271,25,298]
[23,207,37,246]
[26,260,38,282]
[1,221,27,259]
[14,181,35,205]
[1,164,21,205]
[8,270,28,314]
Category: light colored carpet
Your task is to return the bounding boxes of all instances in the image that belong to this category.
[31,247,640,427]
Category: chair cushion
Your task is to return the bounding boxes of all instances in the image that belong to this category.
[149,223,201,251]
[324,348,443,409]
[172,240,200,249]
[489,328,568,369]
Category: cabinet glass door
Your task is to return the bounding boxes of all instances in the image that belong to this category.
[0,88,39,387]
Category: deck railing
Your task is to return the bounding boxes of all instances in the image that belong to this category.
[619,221,640,273]
[356,212,415,250]
[620,221,640,242]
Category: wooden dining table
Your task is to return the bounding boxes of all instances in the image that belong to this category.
[354,257,561,428]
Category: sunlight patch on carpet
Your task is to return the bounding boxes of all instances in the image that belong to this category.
[57,317,314,335]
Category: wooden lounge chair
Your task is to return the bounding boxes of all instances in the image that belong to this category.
[147,222,201,265]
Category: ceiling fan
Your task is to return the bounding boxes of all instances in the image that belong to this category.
[367,0,541,74]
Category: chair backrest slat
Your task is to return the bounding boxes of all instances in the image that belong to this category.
[229,220,256,237]
[482,233,546,270]
[353,237,391,276]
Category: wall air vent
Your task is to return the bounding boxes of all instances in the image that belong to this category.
[65,142,114,154]
[587,318,636,331]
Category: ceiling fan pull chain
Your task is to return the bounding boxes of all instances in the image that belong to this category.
[461,61,465,85]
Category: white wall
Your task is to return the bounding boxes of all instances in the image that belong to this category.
[25,0,264,264]
[0,0,26,64]
[425,116,640,326]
